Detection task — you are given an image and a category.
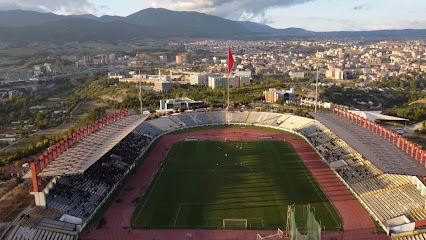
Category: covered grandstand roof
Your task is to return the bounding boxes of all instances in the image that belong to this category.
[348,110,408,122]
[312,112,426,176]
[36,114,150,177]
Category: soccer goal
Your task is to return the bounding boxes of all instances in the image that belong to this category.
[257,228,284,240]
[223,219,248,229]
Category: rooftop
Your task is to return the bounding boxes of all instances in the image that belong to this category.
[348,110,408,122]
[312,112,426,176]
[35,114,149,177]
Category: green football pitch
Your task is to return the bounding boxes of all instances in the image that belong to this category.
[131,141,341,230]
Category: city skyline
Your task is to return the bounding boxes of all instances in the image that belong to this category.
[0,0,425,31]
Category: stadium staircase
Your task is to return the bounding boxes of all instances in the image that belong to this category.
[168,116,184,127]
[207,112,214,124]
[245,111,251,123]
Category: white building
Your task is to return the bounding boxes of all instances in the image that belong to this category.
[160,55,168,62]
[189,73,221,86]
[289,71,305,79]
[176,55,183,64]
[159,97,204,110]
[300,98,333,109]
[208,76,239,89]
[234,70,253,78]
[325,68,344,80]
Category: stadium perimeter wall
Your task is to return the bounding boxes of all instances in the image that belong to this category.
[80,117,390,234]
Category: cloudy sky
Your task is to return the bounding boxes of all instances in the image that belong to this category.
[1,0,425,31]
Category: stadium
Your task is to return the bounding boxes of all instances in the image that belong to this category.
[2,108,426,240]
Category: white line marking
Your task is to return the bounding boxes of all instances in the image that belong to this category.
[174,203,182,226]
[134,143,178,223]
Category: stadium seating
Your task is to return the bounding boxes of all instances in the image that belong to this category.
[228,111,249,123]
[135,122,164,138]
[149,117,180,131]
[4,225,76,240]
[364,185,425,221]
[296,117,426,230]
[279,115,314,130]
[191,112,211,125]
[392,233,426,240]
[176,114,198,126]
[350,174,412,197]
[43,133,149,220]
[168,115,186,127]
[246,112,282,126]
[209,111,227,124]
[336,164,382,183]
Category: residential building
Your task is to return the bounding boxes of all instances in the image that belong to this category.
[189,73,221,86]
[176,55,183,64]
[154,81,174,93]
[289,71,305,79]
[264,88,296,103]
[208,75,245,89]
[234,70,253,78]
[325,68,344,80]
[160,55,168,62]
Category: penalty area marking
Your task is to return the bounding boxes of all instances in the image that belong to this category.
[173,204,264,228]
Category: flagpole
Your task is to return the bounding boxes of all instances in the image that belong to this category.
[227,46,230,109]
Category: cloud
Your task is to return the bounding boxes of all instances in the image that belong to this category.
[353,4,367,11]
[0,0,98,15]
[367,19,426,30]
[308,17,358,31]
[141,0,313,22]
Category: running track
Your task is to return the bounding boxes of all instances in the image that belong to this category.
[81,129,389,240]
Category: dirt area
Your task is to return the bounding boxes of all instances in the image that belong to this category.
[100,89,129,103]
[0,179,19,198]
[409,98,426,106]
[73,101,107,117]
[0,180,33,223]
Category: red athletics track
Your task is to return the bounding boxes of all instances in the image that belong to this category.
[81,129,389,240]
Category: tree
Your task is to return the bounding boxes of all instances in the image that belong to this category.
[36,141,44,149]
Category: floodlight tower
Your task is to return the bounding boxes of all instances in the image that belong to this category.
[135,55,147,115]
[315,62,319,113]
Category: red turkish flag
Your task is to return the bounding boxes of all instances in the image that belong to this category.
[228,46,234,74]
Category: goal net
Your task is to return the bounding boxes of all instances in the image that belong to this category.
[257,228,284,240]
[286,205,321,240]
[223,219,248,229]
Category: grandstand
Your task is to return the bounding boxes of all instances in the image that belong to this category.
[311,111,426,176]
[6,110,426,240]
[148,117,181,131]
[135,122,164,138]
[2,111,151,240]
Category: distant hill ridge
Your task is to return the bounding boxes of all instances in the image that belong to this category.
[0,8,424,45]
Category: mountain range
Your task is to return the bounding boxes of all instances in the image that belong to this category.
[0,8,424,45]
